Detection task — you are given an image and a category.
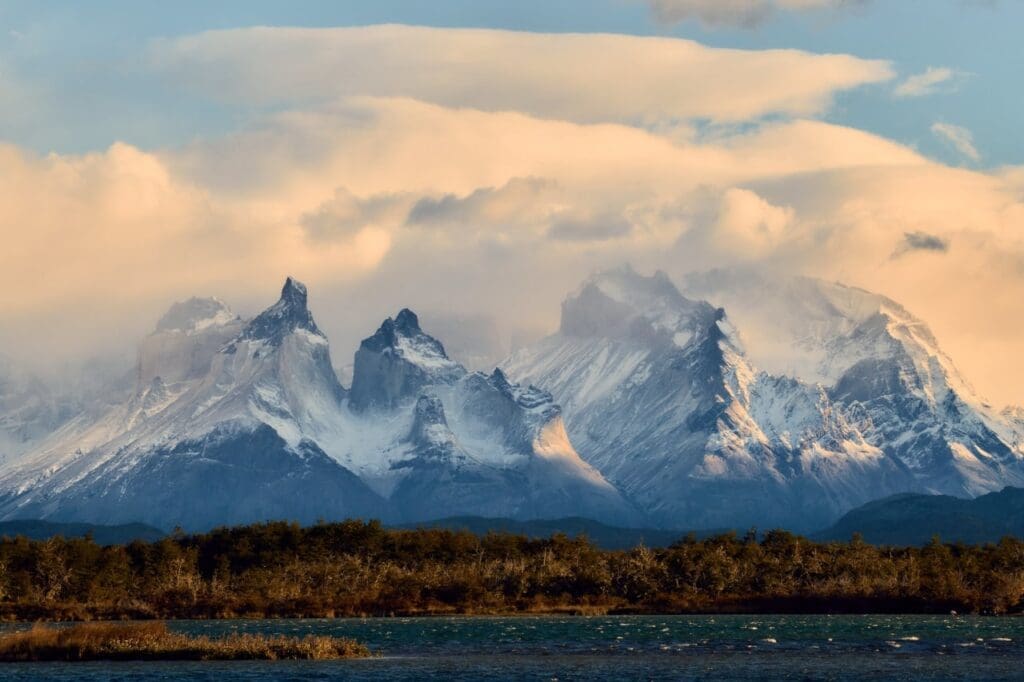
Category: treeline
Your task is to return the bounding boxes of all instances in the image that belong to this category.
[1,520,1023,620]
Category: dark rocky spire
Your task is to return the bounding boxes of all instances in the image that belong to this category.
[239,277,321,344]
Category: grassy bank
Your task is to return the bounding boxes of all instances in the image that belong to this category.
[0,621,369,662]
[1,520,1023,619]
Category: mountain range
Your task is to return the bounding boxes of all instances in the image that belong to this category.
[0,268,1021,533]
[506,267,1024,531]
[0,278,631,530]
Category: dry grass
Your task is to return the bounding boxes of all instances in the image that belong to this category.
[0,621,370,662]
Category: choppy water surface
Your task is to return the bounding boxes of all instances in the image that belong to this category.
[4,614,1024,680]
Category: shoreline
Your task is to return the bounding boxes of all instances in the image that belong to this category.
[0,603,1009,622]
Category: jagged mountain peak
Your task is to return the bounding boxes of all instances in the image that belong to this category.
[280,276,309,308]
[394,308,422,334]
[682,268,1023,492]
[584,264,679,301]
[485,368,556,416]
[461,370,542,418]
[579,266,691,315]
[0,275,363,530]
[0,276,639,531]
[562,266,721,348]
[682,269,952,385]
[362,308,444,356]
[140,297,244,387]
[504,268,934,530]
[489,367,513,392]
[239,276,321,344]
[154,296,236,334]
[350,309,465,411]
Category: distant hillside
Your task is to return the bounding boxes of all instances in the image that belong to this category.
[394,516,699,550]
[814,487,1024,545]
[0,520,165,545]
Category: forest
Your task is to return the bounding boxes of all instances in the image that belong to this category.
[1,520,1023,620]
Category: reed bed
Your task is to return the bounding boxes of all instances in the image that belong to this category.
[0,621,370,662]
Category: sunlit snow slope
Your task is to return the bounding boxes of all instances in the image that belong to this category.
[505,266,964,531]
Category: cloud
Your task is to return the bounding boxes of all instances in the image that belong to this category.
[5,26,1024,407]
[931,122,981,161]
[892,230,950,257]
[0,141,391,362]
[4,94,1024,405]
[301,188,411,242]
[407,178,558,231]
[894,67,963,98]
[405,177,635,244]
[151,25,893,124]
[646,0,774,27]
[644,0,868,28]
[673,161,1024,404]
[711,188,795,257]
[3,91,924,363]
[168,96,927,212]
[160,94,1024,407]
[547,216,635,242]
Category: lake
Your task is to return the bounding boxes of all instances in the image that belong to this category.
[3,614,1024,680]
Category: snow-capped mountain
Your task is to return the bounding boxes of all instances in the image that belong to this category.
[504,267,923,531]
[0,279,635,530]
[683,269,1024,497]
[0,279,385,529]
[138,296,242,386]
[329,308,638,525]
[4,268,1020,533]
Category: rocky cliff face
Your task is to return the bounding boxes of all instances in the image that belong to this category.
[504,267,919,531]
[349,309,464,412]
[340,310,641,526]
[0,281,638,530]
[0,279,381,530]
[684,269,1024,497]
[4,268,1020,533]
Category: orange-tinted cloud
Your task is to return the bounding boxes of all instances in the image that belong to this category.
[2,26,1023,408]
[152,25,893,124]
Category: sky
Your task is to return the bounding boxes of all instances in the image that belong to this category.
[1,0,1023,405]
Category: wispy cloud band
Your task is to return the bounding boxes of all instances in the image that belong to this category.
[931,122,981,161]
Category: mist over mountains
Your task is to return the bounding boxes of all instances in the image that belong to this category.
[0,267,1020,533]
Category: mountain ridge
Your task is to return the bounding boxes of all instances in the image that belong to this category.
[503,266,918,531]
[0,278,637,530]
[814,486,1024,545]
[1,267,1021,533]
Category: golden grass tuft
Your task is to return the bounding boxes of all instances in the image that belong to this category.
[0,621,370,662]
